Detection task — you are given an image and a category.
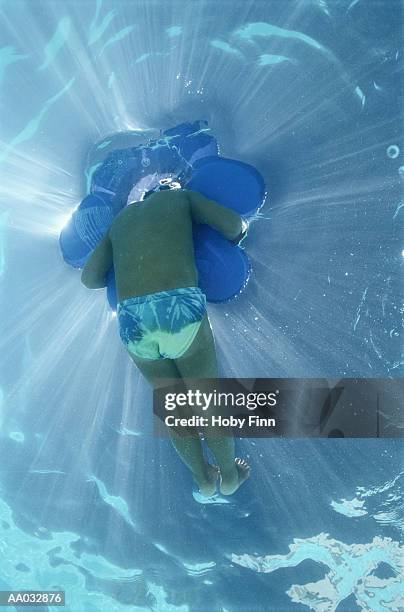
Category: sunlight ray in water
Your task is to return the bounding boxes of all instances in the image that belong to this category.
[38,17,71,72]
[0,0,402,609]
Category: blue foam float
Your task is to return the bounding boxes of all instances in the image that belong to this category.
[186,156,265,303]
[59,193,114,268]
[187,156,266,218]
[193,225,252,303]
[59,121,266,309]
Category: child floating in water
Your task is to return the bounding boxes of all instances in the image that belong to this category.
[81,177,250,497]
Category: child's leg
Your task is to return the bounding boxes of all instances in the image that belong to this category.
[175,315,250,494]
[128,352,218,496]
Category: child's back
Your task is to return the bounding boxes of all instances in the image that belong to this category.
[109,189,197,301]
[109,188,243,301]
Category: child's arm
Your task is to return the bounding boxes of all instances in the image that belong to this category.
[81,234,113,288]
[187,190,247,244]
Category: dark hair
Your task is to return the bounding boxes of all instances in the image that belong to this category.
[142,181,180,200]
[142,189,156,200]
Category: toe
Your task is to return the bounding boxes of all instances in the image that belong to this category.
[235,458,250,470]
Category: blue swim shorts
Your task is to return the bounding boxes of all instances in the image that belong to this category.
[117,287,207,360]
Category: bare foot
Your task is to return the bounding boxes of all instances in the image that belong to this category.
[195,464,219,498]
[219,458,250,495]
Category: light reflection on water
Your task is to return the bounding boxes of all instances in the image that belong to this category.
[0,0,402,610]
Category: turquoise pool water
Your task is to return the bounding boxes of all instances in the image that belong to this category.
[0,1,402,610]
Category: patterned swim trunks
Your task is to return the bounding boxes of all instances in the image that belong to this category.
[117,287,207,360]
